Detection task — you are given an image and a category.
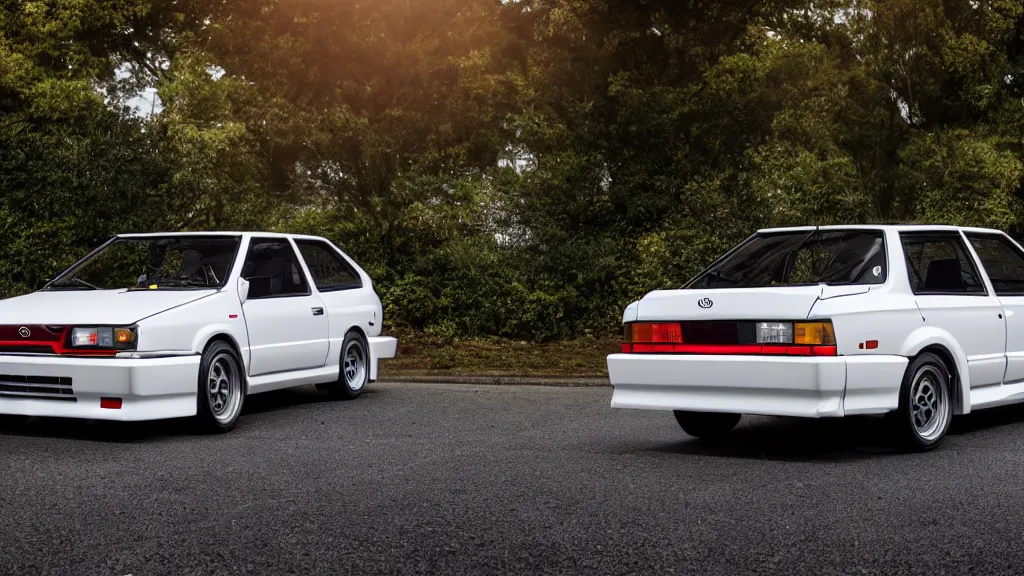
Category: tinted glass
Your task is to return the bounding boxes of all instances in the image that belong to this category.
[46,236,240,291]
[688,230,887,289]
[295,240,362,291]
[901,233,985,294]
[966,233,1024,296]
[241,239,310,298]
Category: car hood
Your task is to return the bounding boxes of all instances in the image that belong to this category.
[0,289,218,326]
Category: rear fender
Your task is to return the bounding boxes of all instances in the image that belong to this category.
[900,327,971,414]
[622,301,639,323]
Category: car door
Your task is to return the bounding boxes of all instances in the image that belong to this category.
[900,231,1006,389]
[292,238,370,340]
[964,232,1024,385]
[240,237,330,377]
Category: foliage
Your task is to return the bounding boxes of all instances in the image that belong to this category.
[3,0,1024,340]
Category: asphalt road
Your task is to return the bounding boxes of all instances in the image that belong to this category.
[3,382,1024,575]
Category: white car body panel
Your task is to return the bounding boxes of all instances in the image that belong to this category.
[997,295,1024,384]
[636,286,823,321]
[0,290,217,326]
[243,294,330,378]
[608,224,1024,419]
[0,232,397,422]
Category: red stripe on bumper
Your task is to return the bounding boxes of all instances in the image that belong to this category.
[622,343,837,356]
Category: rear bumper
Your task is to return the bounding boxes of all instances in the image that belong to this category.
[0,354,200,421]
[607,353,908,418]
[368,336,397,381]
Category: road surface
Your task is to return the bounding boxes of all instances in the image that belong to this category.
[2,382,1024,575]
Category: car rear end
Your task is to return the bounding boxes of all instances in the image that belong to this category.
[609,316,850,417]
[607,227,909,419]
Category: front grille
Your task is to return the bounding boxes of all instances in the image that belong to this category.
[0,374,75,401]
[0,325,65,355]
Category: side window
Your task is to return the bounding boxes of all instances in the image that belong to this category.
[900,233,986,295]
[966,233,1024,296]
[241,238,310,299]
[294,240,363,291]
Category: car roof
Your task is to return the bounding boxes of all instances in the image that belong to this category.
[115,231,330,241]
[756,224,1008,235]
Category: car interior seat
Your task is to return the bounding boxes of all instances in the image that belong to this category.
[924,258,964,291]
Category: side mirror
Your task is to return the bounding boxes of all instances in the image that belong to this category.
[237,277,250,304]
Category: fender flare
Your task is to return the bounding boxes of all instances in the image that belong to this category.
[900,327,972,414]
[192,324,249,372]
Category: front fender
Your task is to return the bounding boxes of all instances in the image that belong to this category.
[900,327,972,414]
[192,324,250,372]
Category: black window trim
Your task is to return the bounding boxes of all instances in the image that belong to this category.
[963,231,1024,297]
[293,238,364,293]
[898,231,989,297]
[242,236,313,300]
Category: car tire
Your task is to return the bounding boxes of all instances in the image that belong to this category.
[196,341,246,433]
[324,331,369,400]
[894,352,953,451]
[673,410,741,439]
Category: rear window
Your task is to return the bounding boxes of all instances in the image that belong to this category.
[687,229,887,289]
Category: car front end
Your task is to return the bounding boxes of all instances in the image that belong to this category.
[0,233,245,421]
[0,323,201,421]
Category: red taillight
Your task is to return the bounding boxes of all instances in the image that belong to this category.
[629,323,683,344]
[100,397,122,409]
[620,320,837,356]
[620,343,837,356]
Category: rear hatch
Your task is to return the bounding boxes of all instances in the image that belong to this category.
[636,286,823,321]
[623,227,888,355]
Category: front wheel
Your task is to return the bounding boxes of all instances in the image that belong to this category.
[673,411,741,439]
[323,331,369,400]
[893,352,953,451]
[196,341,246,433]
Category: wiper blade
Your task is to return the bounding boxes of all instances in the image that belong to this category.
[130,278,213,290]
[790,227,819,255]
[47,277,99,290]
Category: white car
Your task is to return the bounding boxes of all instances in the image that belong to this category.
[0,232,397,432]
[608,225,1024,450]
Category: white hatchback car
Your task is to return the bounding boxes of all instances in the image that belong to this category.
[0,232,397,432]
[608,225,1024,450]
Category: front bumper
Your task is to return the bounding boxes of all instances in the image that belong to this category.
[607,353,909,418]
[0,354,200,421]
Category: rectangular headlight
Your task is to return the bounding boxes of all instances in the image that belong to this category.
[70,327,136,349]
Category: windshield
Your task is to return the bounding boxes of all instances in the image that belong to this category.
[687,229,887,289]
[45,236,241,291]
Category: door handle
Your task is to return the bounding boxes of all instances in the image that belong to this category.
[312,307,324,316]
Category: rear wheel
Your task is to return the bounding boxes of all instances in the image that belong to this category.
[894,352,952,451]
[323,331,369,400]
[196,341,245,433]
[673,411,741,439]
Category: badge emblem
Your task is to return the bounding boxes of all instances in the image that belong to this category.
[18,326,31,338]
[697,298,713,309]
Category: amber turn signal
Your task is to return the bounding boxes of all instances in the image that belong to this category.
[793,322,836,345]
